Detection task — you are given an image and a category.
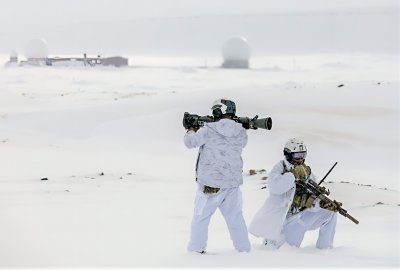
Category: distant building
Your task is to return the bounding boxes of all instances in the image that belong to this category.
[101,56,129,67]
[221,37,251,69]
[7,52,129,68]
[4,38,129,68]
[46,54,129,67]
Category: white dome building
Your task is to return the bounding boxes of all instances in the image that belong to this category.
[25,38,49,60]
[221,37,251,69]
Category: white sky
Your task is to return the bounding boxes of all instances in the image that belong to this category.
[0,0,397,23]
[0,0,398,55]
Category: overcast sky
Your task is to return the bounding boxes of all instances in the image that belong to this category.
[1,0,397,23]
[0,0,398,56]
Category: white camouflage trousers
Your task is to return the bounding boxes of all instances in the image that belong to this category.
[283,206,338,249]
[187,184,251,252]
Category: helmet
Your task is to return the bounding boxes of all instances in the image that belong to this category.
[211,98,236,119]
[284,138,307,163]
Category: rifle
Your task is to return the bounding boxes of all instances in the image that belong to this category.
[296,162,359,224]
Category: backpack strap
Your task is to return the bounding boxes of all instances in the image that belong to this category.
[281,160,290,175]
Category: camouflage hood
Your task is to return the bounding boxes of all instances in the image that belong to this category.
[206,119,243,137]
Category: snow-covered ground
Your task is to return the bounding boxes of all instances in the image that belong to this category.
[0,52,398,267]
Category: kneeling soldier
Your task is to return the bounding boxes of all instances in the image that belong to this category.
[249,138,338,249]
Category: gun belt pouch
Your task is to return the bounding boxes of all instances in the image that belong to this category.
[300,194,309,208]
[203,185,220,194]
[292,194,302,208]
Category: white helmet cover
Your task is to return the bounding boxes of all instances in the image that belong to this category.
[284,138,307,154]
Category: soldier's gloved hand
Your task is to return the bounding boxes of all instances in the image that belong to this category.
[242,121,250,130]
[290,164,311,181]
[320,200,342,212]
[183,113,197,130]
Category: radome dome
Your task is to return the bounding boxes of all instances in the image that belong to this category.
[221,37,251,61]
[25,38,49,59]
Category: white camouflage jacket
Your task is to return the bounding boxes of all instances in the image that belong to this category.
[184,119,247,189]
[248,158,317,241]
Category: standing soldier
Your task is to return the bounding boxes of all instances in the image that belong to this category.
[249,138,338,249]
[184,99,251,254]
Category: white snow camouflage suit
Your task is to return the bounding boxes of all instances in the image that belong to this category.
[248,158,337,249]
[184,118,251,252]
[184,118,247,188]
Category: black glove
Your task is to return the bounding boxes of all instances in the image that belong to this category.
[183,113,195,129]
[241,119,250,129]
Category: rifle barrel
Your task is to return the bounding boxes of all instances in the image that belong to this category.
[346,213,359,224]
